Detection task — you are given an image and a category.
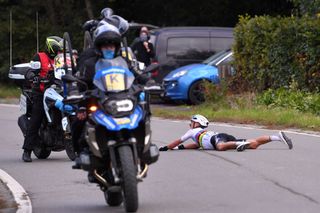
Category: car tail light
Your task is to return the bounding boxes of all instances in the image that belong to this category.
[151,61,159,77]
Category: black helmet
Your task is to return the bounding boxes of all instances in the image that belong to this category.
[45,36,63,58]
[104,15,129,35]
[93,22,121,49]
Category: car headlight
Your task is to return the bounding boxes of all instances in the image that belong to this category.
[104,99,134,115]
[172,70,187,78]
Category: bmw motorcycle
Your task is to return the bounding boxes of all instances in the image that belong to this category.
[10,50,76,160]
[62,56,159,212]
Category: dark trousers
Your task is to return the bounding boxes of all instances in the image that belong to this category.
[22,94,45,150]
[71,119,86,153]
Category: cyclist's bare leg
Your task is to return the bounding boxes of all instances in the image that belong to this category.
[247,136,271,149]
[216,142,237,151]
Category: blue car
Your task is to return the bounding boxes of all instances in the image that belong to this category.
[162,50,234,104]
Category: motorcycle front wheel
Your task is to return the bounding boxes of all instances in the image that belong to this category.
[118,145,138,212]
[33,144,51,159]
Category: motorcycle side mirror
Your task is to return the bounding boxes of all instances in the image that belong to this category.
[144,63,159,74]
[61,74,77,83]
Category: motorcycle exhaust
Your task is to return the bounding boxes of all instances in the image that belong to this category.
[137,164,149,180]
[86,127,102,157]
[93,169,111,188]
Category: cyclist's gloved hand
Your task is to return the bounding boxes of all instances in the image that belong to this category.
[159,146,169,151]
[55,100,74,113]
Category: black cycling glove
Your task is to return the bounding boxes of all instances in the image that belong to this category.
[159,146,168,151]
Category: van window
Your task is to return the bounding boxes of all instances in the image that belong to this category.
[167,37,210,60]
[210,37,234,53]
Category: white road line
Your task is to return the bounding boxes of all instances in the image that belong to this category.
[0,103,19,108]
[0,169,32,213]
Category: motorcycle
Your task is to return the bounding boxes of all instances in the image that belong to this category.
[62,57,160,212]
[9,34,76,161]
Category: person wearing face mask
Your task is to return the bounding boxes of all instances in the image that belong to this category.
[71,21,151,169]
[130,26,155,66]
[69,23,122,164]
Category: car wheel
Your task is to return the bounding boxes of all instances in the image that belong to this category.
[188,80,206,105]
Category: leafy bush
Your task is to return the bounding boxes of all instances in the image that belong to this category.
[256,87,320,115]
[233,15,320,92]
[204,80,258,110]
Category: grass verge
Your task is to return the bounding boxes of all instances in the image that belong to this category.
[152,104,320,132]
[0,85,20,99]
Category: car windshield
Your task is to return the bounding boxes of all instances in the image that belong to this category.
[202,50,232,66]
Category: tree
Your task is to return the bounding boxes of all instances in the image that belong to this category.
[291,0,320,16]
[0,0,294,83]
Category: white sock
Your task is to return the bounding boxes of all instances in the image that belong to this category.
[235,141,247,146]
[270,135,281,141]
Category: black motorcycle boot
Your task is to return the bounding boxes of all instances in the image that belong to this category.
[72,156,81,169]
[22,150,32,162]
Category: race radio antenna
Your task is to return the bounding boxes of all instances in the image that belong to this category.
[9,10,12,68]
[36,11,39,53]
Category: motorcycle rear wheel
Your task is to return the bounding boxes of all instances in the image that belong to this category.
[118,145,138,212]
[65,139,76,161]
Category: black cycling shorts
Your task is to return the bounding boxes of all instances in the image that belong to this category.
[210,133,246,149]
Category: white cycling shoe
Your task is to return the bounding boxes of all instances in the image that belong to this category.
[279,131,293,149]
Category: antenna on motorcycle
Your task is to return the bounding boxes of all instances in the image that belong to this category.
[9,10,12,68]
[63,32,75,74]
[36,11,39,53]
[122,37,131,67]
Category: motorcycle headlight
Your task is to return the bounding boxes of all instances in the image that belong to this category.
[104,99,134,115]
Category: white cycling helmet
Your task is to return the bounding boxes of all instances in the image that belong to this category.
[191,114,209,128]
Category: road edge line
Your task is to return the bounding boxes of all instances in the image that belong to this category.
[0,169,32,213]
[152,117,320,138]
[0,103,19,108]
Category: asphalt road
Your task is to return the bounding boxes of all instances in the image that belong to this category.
[0,104,320,213]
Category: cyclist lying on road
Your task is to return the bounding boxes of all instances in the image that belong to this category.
[159,114,293,152]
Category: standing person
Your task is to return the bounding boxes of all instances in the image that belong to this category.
[22,36,64,162]
[131,26,154,66]
[159,114,293,151]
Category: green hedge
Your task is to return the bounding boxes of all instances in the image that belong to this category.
[232,15,320,92]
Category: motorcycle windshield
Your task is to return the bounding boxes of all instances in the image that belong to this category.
[94,58,135,92]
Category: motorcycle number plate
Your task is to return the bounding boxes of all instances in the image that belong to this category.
[61,117,69,131]
[19,94,27,115]
[113,117,131,125]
